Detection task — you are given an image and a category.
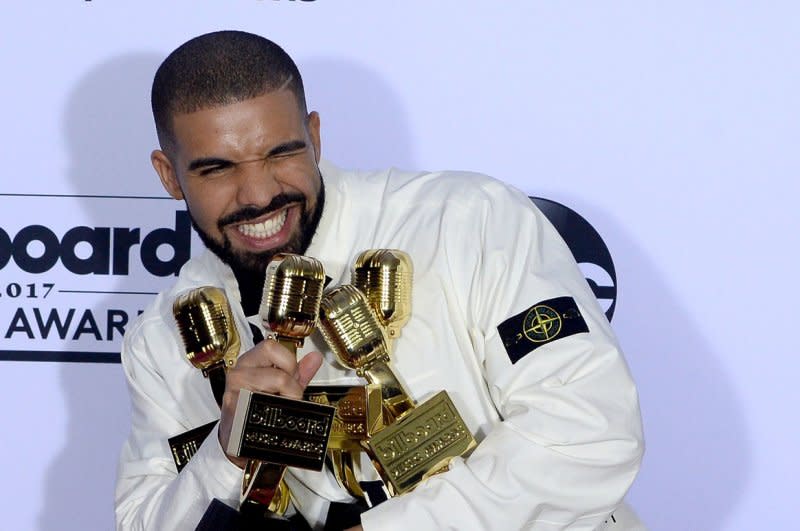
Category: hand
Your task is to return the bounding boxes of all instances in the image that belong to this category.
[344,526,363,531]
[217,339,323,468]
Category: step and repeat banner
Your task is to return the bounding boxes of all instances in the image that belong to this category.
[1,2,798,530]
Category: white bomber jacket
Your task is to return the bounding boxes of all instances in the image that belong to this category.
[116,161,644,530]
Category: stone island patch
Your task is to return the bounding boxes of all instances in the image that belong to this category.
[497,296,589,364]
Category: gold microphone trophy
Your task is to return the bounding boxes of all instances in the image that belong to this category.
[173,286,297,515]
[226,254,336,515]
[352,249,412,345]
[171,287,240,471]
[173,287,240,378]
[318,250,477,496]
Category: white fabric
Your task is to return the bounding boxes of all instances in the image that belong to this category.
[116,160,644,530]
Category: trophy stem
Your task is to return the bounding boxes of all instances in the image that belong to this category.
[241,461,291,513]
[276,337,301,354]
[364,361,415,421]
[330,449,366,498]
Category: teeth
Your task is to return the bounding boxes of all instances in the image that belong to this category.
[237,209,287,239]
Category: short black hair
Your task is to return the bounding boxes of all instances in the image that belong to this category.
[151,30,307,152]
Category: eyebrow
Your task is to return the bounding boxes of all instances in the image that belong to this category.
[185,140,308,172]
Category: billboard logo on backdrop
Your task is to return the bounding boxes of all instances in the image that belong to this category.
[0,211,190,276]
[0,194,194,363]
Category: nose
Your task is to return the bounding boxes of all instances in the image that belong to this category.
[234,158,282,208]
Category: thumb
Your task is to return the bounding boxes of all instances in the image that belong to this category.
[297,351,323,388]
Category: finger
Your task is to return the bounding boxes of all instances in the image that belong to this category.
[235,339,299,376]
[227,366,305,399]
[297,351,323,388]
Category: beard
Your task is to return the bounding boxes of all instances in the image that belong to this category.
[187,178,325,275]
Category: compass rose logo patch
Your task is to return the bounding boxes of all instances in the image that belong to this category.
[498,296,589,363]
[523,305,562,342]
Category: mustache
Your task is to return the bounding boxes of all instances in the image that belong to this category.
[217,193,305,229]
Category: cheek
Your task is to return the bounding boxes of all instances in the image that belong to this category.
[279,158,321,197]
[185,185,230,229]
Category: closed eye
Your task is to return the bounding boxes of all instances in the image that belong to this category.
[198,163,233,176]
[187,157,235,176]
[268,140,308,158]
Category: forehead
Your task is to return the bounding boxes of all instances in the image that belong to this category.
[169,89,306,160]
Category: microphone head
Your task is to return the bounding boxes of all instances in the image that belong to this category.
[172,286,240,371]
[352,249,412,339]
[318,285,390,375]
[260,253,326,342]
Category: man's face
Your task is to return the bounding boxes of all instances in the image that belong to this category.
[152,89,323,273]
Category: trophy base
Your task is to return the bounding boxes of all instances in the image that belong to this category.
[367,391,477,495]
[227,390,335,470]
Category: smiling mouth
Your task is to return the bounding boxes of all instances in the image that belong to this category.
[235,208,289,239]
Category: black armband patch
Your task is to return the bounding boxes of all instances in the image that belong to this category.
[497,296,589,364]
[168,420,217,472]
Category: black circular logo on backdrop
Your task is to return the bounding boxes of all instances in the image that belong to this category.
[530,197,618,321]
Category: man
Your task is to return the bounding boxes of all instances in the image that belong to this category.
[116,30,644,530]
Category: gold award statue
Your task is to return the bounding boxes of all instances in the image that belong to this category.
[173,286,240,377]
[170,287,240,472]
[173,286,297,515]
[227,254,336,514]
[318,250,477,496]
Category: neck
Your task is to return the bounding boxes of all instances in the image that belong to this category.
[231,266,265,317]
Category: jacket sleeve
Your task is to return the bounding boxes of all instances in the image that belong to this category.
[115,312,243,531]
[361,180,644,530]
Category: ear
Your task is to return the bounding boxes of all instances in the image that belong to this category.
[307,111,322,163]
[151,150,184,200]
